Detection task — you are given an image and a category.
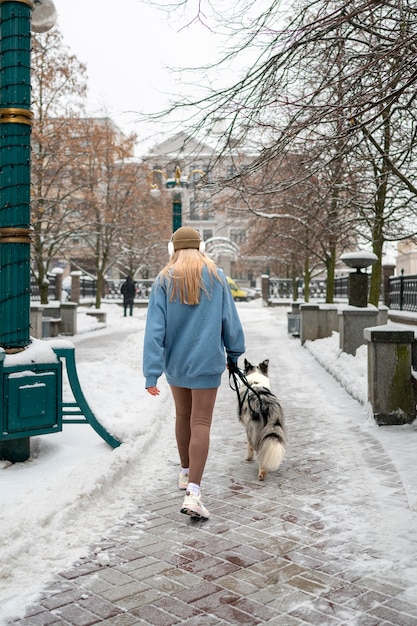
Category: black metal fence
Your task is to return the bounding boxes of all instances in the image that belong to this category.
[267,279,292,300]
[334,276,349,299]
[105,279,153,300]
[268,278,328,300]
[389,272,417,311]
[30,274,57,301]
[78,276,96,299]
[31,272,417,312]
[30,274,153,302]
[30,273,96,301]
[268,273,417,312]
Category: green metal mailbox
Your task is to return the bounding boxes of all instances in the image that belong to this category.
[0,359,62,440]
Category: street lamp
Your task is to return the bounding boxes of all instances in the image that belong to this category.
[0,0,57,461]
[31,0,57,32]
[0,0,119,463]
[148,165,206,232]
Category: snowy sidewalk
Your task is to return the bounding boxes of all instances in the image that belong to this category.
[7,304,417,625]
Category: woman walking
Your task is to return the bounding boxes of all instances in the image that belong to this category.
[143,227,245,519]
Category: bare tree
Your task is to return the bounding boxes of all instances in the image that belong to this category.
[69,118,137,308]
[110,161,172,281]
[236,149,356,300]
[31,27,88,303]
[148,0,417,303]
[70,118,172,308]
[31,26,172,307]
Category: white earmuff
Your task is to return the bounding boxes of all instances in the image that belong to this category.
[168,241,174,257]
[199,240,206,254]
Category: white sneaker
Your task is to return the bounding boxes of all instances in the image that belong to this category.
[178,471,188,490]
[181,491,209,520]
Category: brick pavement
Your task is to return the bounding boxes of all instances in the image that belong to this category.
[9,309,417,626]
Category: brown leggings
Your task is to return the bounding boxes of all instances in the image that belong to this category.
[170,386,218,487]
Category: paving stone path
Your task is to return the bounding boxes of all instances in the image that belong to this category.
[10,309,417,625]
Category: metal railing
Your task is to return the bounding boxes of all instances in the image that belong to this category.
[268,278,334,301]
[389,272,417,311]
[104,279,154,300]
[31,272,417,312]
[79,276,96,298]
[268,278,328,300]
[268,273,417,312]
[30,273,95,301]
[334,276,348,299]
[268,278,293,299]
[30,274,57,301]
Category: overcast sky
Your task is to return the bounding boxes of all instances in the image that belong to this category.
[55,0,227,154]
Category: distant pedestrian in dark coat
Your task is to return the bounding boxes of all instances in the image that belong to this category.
[121,276,136,316]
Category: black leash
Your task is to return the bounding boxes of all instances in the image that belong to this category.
[227,357,271,416]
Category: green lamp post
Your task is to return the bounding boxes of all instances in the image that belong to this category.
[0,1,120,463]
[0,0,33,350]
[171,185,183,232]
[0,0,56,346]
[148,165,206,232]
[0,0,59,462]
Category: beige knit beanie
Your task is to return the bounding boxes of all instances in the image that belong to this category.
[171,227,202,251]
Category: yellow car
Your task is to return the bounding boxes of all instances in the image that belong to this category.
[227,277,252,302]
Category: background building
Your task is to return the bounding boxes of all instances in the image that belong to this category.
[145,132,255,283]
[396,240,417,275]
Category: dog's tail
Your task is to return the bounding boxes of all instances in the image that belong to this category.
[257,433,286,472]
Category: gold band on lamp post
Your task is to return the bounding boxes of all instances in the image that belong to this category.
[0,108,34,126]
[0,227,32,244]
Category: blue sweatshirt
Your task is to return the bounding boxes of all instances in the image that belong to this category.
[143,267,245,389]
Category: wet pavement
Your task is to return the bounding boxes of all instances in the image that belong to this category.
[9,309,417,625]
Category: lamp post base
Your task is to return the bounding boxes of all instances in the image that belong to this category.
[0,437,30,463]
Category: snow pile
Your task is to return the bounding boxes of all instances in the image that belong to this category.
[303,322,417,515]
[305,331,368,404]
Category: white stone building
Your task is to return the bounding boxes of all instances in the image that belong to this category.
[144,132,255,281]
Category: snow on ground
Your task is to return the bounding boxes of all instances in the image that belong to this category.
[304,325,417,514]
[0,299,416,622]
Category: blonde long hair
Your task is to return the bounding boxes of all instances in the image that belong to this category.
[160,248,221,304]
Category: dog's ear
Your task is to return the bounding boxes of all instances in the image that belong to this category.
[244,358,252,373]
[259,359,269,375]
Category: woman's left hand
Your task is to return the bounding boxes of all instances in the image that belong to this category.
[147,386,160,396]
